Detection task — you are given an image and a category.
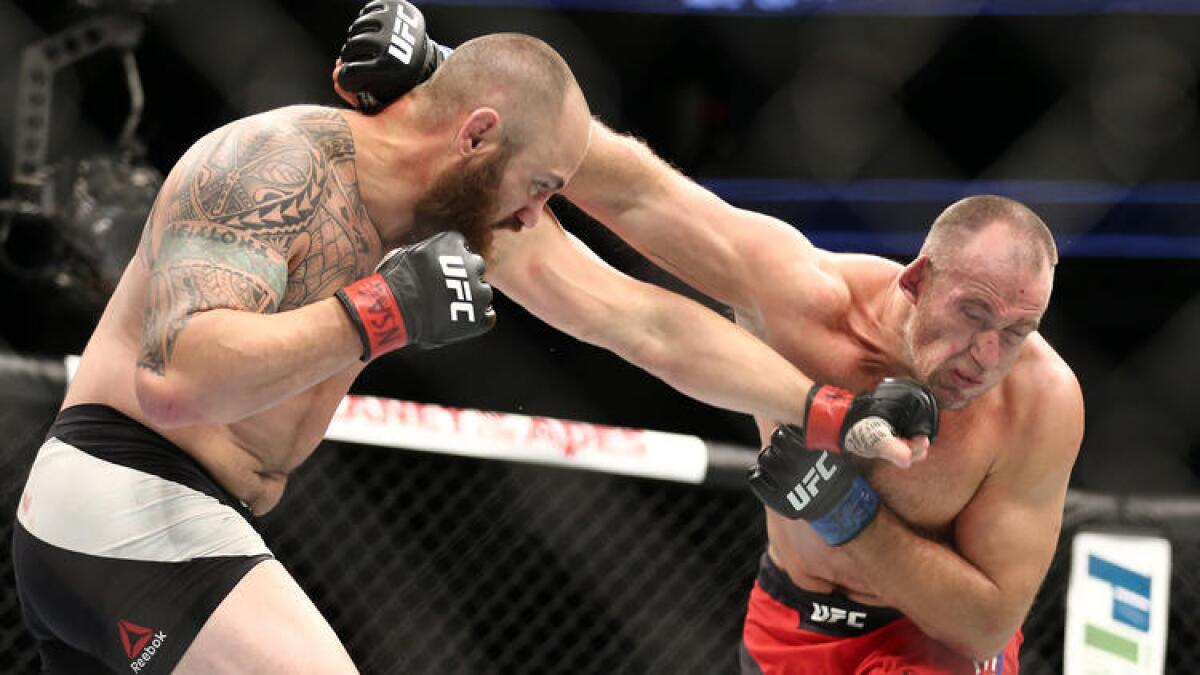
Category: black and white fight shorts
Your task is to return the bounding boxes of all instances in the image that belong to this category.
[11,404,274,674]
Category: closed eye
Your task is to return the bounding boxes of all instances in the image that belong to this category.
[960,306,986,325]
[532,175,566,196]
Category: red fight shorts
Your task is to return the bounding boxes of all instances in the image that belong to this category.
[740,554,1022,675]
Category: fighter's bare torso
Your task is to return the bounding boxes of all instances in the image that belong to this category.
[739,251,1062,607]
[63,105,380,515]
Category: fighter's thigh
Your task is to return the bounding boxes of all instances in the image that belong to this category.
[175,560,357,674]
[860,651,1002,675]
[859,630,1020,675]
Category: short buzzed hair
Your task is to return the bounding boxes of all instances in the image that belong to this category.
[417,33,580,147]
[921,195,1058,269]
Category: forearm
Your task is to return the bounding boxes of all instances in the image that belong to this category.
[137,298,362,427]
[563,124,714,285]
[601,285,812,426]
[492,213,811,425]
[563,120,656,220]
[564,122,803,313]
[843,508,1023,660]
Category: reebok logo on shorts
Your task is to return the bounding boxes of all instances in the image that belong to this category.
[118,619,167,672]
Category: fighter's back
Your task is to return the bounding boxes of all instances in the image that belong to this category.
[63,105,382,515]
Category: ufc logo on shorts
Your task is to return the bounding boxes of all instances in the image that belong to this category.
[387,4,423,65]
[810,602,866,628]
[440,256,475,322]
[785,452,838,511]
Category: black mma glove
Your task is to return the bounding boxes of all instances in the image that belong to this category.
[747,425,880,546]
[336,231,495,361]
[801,378,939,455]
[336,0,451,113]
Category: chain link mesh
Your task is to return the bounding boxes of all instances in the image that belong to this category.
[0,401,56,675]
[261,443,766,674]
[1,427,1198,673]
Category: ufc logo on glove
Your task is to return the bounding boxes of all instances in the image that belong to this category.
[388,4,423,64]
[440,256,475,322]
[337,231,494,361]
[786,452,838,511]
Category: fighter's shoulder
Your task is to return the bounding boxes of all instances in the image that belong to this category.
[1002,335,1084,456]
[823,251,902,282]
[183,105,351,165]
[234,104,350,133]
[1012,335,1081,408]
[815,251,900,310]
[724,213,849,314]
[159,106,355,242]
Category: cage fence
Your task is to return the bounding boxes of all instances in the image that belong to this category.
[1,397,1199,673]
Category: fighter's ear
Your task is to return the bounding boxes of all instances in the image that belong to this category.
[456,107,501,157]
[899,255,931,304]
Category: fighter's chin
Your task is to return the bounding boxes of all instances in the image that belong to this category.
[930,381,974,411]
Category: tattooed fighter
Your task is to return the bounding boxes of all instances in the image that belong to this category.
[9,26,928,674]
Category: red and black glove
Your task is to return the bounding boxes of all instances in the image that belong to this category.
[336,231,495,361]
[801,378,939,454]
[336,0,451,113]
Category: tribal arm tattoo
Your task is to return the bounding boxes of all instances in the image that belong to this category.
[137,111,345,376]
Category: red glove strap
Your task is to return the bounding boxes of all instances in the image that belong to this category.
[804,385,854,452]
[342,274,409,359]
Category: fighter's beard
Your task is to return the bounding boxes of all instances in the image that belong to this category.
[407,147,514,258]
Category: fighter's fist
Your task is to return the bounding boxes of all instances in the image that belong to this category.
[801,378,938,468]
[336,231,495,361]
[334,0,451,113]
[747,425,880,546]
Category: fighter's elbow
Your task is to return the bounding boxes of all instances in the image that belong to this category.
[578,313,672,377]
[623,332,673,378]
[935,615,1019,663]
[134,368,205,429]
[957,637,1011,665]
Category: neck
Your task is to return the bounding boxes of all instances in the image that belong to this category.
[341,101,439,248]
[872,273,919,376]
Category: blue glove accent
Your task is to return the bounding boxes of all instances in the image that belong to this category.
[808,475,880,546]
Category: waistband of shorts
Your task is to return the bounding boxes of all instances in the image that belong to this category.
[756,552,903,637]
[48,404,254,522]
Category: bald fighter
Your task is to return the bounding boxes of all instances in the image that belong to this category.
[12,26,929,675]
[570,163,1083,674]
[336,14,1084,673]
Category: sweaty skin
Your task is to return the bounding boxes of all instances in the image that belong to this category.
[562,122,1085,661]
[65,106,377,515]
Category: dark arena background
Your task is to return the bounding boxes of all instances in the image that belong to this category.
[2,1,1200,673]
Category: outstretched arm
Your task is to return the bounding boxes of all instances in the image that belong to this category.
[487,209,815,427]
[563,121,820,315]
[328,13,822,318]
